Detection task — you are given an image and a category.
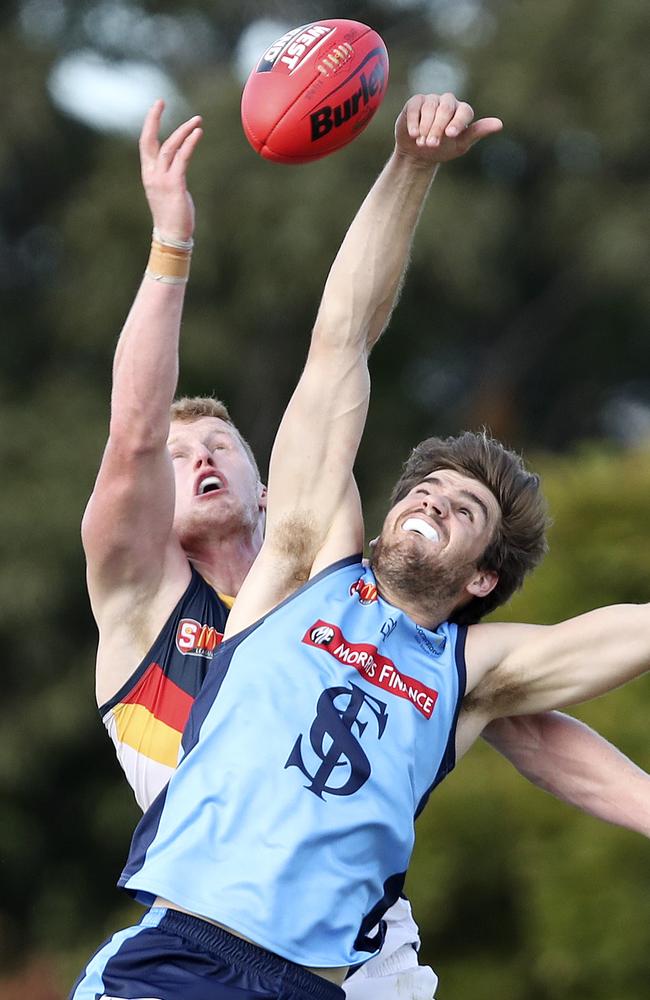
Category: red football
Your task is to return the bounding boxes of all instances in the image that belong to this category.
[241,19,389,164]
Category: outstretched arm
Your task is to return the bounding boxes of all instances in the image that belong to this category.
[226,94,502,637]
[483,712,650,837]
[466,604,650,722]
[82,101,203,704]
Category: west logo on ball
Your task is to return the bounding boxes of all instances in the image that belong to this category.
[258,23,334,74]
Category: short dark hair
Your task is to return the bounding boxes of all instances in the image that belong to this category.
[390,430,549,624]
[170,396,260,479]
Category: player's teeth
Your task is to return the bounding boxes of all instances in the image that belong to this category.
[402,518,439,542]
[199,476,222,494]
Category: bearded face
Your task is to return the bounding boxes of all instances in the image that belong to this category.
[370,530,480,610]
[369,469,501,619]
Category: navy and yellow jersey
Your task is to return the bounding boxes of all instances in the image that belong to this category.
[121,556,467,969]
[99,567,232,811]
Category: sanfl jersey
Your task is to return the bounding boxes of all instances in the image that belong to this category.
[99,567,231,810]
[120,555,467,969]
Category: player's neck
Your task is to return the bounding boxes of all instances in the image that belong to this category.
[374,575,455,631]
[185,524,263,598]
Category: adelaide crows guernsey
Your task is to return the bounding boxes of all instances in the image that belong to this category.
[120,555,467,968]
[99,567,231,810]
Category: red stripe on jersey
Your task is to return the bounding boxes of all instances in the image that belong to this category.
[122,661,194,734]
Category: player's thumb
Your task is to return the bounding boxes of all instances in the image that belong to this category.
[460,117,504,151]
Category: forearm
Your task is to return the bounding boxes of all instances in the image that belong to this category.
[313,151,437,353]
[484,712,650,837]
[108,102,201,450]
[110,270,186,448]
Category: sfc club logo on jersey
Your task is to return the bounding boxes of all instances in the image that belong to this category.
[286,682,388,799]
[303,620,439,719]
[175,619,223,658]
[349,576,378,605]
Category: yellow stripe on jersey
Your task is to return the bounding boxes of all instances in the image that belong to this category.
[112,701,182,768]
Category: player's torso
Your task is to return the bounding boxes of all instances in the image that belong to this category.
[99,567,231,810]
[121,555,467,967]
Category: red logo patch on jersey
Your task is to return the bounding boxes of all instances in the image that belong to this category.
[176,619,223,658]
[349,576,378,605]
[302,620,438,719]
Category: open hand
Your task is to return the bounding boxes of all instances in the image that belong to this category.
[139,100,203,244]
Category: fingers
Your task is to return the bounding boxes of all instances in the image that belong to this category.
[400,92,502,161]
[173,125,204,173]
[139,98,165,162]
[139,100,203,174]
[413,93,475,147]
[159,114,203,170]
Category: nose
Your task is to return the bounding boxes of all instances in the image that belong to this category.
[423,492,449,519]
[192,444,215,469]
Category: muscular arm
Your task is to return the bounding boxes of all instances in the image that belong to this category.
[226,94,502,637]
[484,712,650,837]
[465,604,650,721]
[82,101,203,703]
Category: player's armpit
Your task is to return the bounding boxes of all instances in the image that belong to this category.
[262,345,369,568]
[466,604,650,718]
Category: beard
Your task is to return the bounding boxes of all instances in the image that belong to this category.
[370,531,476,614]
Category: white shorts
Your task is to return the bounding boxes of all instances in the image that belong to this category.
[343,898,438,1000]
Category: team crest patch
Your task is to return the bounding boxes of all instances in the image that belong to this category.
[303,620,438,719]
[175,618,223,657]
[349,576,378,604]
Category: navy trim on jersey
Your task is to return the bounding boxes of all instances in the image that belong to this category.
[118,627,240,902]
[414,623,468,818]
[97,565,225,715]
[353,870,406,954]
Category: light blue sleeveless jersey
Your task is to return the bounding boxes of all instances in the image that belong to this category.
[120,555,467,968]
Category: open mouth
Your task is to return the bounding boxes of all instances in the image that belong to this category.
[402,517,439,543]
[197,475,224,496]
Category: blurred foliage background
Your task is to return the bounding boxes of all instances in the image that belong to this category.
[0,0,649,996]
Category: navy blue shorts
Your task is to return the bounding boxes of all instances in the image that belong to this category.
[69,907,345,1000]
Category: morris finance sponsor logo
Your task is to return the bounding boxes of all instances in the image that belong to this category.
[176,619,223,658]
[302,620,438,719]
[309,624,336,645]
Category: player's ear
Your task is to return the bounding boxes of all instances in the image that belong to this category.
[258,483,268,509]
[466,569,498,599]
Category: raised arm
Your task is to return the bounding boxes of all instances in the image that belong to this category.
[82,101,203,703]
[226,94,502,637]
[484,712,650,837]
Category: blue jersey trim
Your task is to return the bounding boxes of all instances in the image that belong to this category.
[414,623,467,817]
